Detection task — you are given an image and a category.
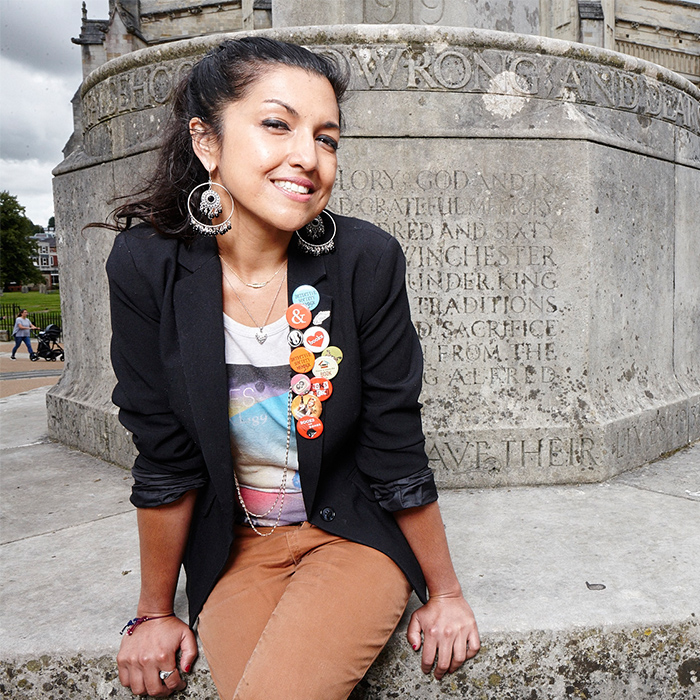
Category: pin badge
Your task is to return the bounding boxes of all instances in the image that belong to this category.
[312,355,339,380]
[287,329,303,348]
[290,347,315,374]
[313,310,331,326]
[291,373,311,395]
[310,377,333,401]
[292,285,320,311]
[291,393,323,420]
[322,346,343,364]
[297,415,323,440]
[303,326,330,353]
[286,303,312,330]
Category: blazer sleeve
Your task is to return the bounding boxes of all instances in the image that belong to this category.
[354,233,438,511]
[107,231,208,508]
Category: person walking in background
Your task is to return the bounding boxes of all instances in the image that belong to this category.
[11,309,37,359]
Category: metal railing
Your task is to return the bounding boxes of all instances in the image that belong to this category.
[0,304,63,339]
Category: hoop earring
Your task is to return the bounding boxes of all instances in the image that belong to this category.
[295,210,336,256]
[187,173,234,236]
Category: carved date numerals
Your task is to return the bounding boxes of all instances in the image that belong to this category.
[364,0,445,25]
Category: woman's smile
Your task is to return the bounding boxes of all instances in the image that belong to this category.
[271,177,315,200]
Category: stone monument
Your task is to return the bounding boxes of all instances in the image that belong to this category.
[49,6,700,488]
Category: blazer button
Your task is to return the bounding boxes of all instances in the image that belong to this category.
[320,507,335,522]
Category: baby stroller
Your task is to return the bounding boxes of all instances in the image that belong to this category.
[31,324,65,362]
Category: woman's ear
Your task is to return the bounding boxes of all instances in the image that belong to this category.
[189,117,218,172]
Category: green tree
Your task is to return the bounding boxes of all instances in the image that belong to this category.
[0,191,45,290]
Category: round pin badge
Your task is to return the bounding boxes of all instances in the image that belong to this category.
[286,303,312,330]
[312,355,339,380]
[287,329,303,348]
[296,415,324,440]
[303,326,330,353]
[292,285,320,311]
[291,373,311,395]
[290,347,315,374]
[309,377,333,401]
[322,346,343,364]
[291,393,323,420]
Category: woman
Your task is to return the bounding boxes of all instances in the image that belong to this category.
[11,309,37,359]
[108,37,479,700]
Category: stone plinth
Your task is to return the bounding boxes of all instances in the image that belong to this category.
[272,0,540,35]
[49,25,700,486]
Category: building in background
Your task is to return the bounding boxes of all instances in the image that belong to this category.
[541,0,699,86]
[72,0,699,85]
[31,229,59,289]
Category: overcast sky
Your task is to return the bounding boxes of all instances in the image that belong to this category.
[0,0,109,227]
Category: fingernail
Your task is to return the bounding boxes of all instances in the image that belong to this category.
[412,644,418,651]
[184,664,191,673]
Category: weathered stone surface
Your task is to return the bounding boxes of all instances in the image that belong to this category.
[3,621,699,699]
[49,25,700,486]
[273,0,541,35]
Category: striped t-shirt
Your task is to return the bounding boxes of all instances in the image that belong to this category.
[224,313,306,527]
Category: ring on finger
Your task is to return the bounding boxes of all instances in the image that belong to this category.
[159,670,175,681]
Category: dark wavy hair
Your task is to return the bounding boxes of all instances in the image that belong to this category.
[110,36,348,240]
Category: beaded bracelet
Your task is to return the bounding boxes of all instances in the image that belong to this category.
[120,613,176,636]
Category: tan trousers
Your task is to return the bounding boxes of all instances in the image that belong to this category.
[197,522,412,700]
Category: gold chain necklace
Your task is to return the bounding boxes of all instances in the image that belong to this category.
[220,255,287,289]
[221,267,286,345]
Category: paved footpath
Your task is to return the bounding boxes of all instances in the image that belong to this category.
[0,387,698,699]
[0,340,62,398]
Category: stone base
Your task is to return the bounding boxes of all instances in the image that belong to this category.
[427,394,700,488]
[46,387,136,468]
[3,620,698,699]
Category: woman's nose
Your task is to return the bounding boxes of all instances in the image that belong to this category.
[288,131,318,170]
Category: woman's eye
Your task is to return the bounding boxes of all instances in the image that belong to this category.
[317,135,339,151]
[262,119,289,130]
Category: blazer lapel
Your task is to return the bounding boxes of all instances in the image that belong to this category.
[288,243,331,516]
[174,239,235,515]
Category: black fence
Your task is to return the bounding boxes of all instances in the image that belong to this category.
[0,304,63,339]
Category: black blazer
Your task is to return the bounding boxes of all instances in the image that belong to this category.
[107,214,436,625]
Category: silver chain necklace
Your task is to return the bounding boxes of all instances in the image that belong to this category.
[221,264,286,344]
[220,255,287,289]
[233,391,293,537]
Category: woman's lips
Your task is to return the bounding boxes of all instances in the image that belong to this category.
[272,178,315,201]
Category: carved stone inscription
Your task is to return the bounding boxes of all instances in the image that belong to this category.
[331,151,572,413]
[82,59,195,133]
[80,45,700,139]
[363,0,446,25]
[322,45,700,137]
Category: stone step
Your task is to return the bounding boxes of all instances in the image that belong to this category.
[1,389,698,699]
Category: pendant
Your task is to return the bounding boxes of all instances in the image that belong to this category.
[255,330,268,344]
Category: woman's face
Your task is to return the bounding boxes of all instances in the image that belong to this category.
[20,310,28,317]
[196,65,340,237]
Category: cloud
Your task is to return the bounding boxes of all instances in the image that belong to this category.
[0,57,78,162]
[0,158,58,226]
[0,0,101,78]
[0,1,109,226]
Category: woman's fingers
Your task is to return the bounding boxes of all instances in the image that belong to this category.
[179,627,198,673]
[406,612,423,651]
[117,618,195,697]
[409,596,481,678]
[466,625,481,660]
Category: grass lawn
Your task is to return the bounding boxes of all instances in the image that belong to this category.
[1,291,62,313]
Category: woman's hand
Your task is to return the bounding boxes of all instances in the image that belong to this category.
[117,616,198,697]
[407,592,480,679]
